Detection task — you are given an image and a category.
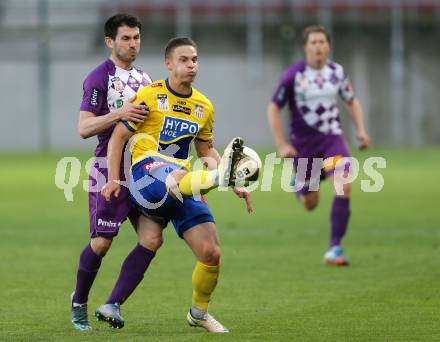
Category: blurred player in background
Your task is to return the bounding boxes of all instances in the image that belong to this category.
[96,37,255,333]
[267,25,370,266]
[71,14,154,331]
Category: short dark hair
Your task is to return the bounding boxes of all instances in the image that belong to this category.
[104,14,142,40]
[164,37,197,58]
[302,25,331,45]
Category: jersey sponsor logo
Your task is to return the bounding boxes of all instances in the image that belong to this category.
[90,88,99,106]
[111,76,124,92]
[194,104,205,119]
[160,116,199,142]
[143,160,166,172]
[116,99,123,109]
[97,218,120,228]
[277,86,285,102]
[157,94,169,111]
[172,104,191,115]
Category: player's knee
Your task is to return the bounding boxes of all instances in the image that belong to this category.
[342,183,352,197]
[90,237,112,257]
[200,243,221,265]
[139,233,163,252]
[303,194,318,211]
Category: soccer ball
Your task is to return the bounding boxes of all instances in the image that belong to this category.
[234,146,262,186]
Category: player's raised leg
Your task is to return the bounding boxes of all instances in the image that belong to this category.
[95,215,163,328]
[183,222,229,333]
[175,137,244,198]
[175,137,260,199]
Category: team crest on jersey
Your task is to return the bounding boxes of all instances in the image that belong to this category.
[157,94,169,111]
[111,77,124,92]
[194,104,205,119]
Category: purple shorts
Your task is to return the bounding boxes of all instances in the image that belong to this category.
[292,134,351,192]
[88,159,139,238]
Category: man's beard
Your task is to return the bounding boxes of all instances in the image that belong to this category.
[116,48,137,64]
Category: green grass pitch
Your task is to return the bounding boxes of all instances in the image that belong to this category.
[0,148,439,341]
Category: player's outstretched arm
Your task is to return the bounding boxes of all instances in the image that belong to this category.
[267,102,297,158]
[78,97,148,139]
[101,123,134,202]
[345,97,370,150]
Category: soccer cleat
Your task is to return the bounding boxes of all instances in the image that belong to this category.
[218,137,245,187]
[186,310,229,333]
[95,303,125,329]
[70,292,92,332]
[323,246,350,266]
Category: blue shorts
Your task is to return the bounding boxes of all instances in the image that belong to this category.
[129,156,214,238]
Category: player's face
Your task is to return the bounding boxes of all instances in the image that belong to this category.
[110,25,141,64]
[166,45,198,84]
[304,32,330,65]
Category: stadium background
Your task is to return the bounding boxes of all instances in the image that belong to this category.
[1,0,440,149]
[1,1,439,341]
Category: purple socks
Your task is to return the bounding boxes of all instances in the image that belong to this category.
[330,197,350,247]
[73,244,103,304]
[106,243,156,305]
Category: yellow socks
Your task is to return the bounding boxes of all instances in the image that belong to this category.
[178,170,218,197]
[191,261,220,310]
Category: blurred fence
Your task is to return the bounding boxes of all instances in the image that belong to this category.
[0,0,439,151]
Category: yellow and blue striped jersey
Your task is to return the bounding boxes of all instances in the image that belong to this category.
[123,79,214,170]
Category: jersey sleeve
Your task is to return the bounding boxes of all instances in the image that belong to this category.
[79,73,107,114]
[196,102,214,141]
[121,86,149,132]
[338,68,355,103]
[271,68,294,108]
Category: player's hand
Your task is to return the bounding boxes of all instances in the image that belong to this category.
[101,180,121,202]
[114,95,149,123]
[278,143,297,158]
[357,130,370,150]
[233,187,253,214]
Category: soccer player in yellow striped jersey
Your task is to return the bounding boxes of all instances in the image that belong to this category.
[98,38,253,333]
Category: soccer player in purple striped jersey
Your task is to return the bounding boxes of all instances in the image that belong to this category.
[71,14,156,331]
[267,25,370,266]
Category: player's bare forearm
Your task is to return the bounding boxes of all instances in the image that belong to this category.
[346,98,367,134]
[107,123,133,182]
[267,102,297,157]
[78,99,148,139]
[346,97,370,149]
[78,111,120,139]
[194,139,221,170]
[267,102,287,148]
